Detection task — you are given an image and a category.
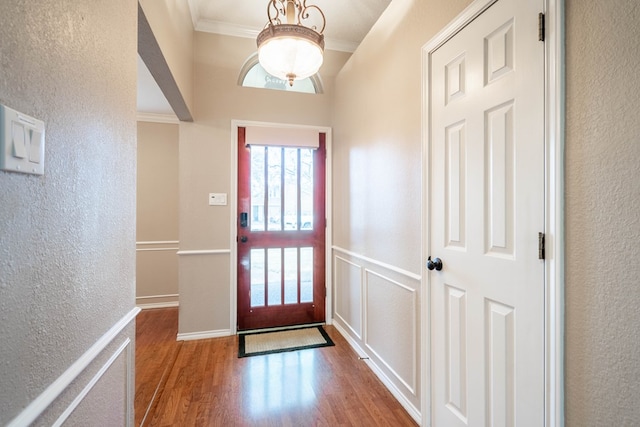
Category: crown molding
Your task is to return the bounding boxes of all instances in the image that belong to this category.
[196,19,259,39]
[324,38,358,53]
[186,0,200,28]
[195,19,358,53]
[136,112,180,124]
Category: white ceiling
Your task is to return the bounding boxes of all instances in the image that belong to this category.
[188,0,392,52]
[137,0,392,116]
[137,56,174,115]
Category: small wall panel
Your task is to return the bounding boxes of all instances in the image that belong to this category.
[445,121,467,250]
[334,256,363,338]
[365,270,417,394]
[484,101,515,258]
[485,299,515,427]
[61,341,131,426]
[445,285,468,422]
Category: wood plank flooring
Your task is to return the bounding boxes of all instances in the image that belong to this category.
[135,307,182,426]
[135,308,418,426]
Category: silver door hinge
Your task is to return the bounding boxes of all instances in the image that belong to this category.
[538,232,545,260]
[538,13,545,42]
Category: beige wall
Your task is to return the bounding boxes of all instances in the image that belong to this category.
[0,1,137,425]
[139,0,194,114]
[565,0,640,424]
[136,121,179,307]
[334,0,472,272]
[177,32,349,335]
[331,0,473,417]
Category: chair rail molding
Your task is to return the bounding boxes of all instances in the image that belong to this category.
[7,307,140,427]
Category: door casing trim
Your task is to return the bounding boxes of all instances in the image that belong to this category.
[420,0,565,425]
[230,120,333,335]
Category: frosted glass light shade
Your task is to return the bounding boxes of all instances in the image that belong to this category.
[257,24,324,86]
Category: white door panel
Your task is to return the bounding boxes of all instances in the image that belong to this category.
[429,0,545,425]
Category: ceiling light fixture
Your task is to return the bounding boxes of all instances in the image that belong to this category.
[257,0,326,87]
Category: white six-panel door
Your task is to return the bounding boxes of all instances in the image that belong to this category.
[429,0,545,425]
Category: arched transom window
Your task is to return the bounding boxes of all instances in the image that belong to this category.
[238,53,323,94]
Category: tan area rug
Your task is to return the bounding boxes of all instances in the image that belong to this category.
[238,326,334,358]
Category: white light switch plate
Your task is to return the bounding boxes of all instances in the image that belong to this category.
[209,193,227,206]
[0,104,45,175]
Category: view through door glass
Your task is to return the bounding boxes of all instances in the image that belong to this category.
[237,127,326,331]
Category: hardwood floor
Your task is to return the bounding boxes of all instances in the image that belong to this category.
[135,308,418,426]
[135,307,182,426]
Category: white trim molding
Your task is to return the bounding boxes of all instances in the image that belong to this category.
[177,329,231,341]
[136,112,179,124]
[136,247,179,252]
[137,293,179,300]
[194,19,358,53]
[363,269,418,396]
[136,241,180,252]
[7,307,140,427]
[186,0,200,28]
[333,255,364,339]
[137,301,179,310]
[332,246,422,281]
[136,294,180,310]
[52,339,132,427]
[136,240,179,246]
[177,249,231,256]
[545,0,565,425]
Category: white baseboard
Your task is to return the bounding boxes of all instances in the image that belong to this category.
[136,294,179,310]
[137,301,179,310]
[7,307,140,427]
[332,321,422,425]
[176,329,231,341]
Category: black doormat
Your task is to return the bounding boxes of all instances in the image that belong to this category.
[238,325,334,358]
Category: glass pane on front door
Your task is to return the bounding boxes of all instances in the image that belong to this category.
[251,146,314,231]
[249,246,314,307]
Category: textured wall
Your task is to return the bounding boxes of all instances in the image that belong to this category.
[136,122,179,305]
[565,0,640,425]
[0,0,137,424]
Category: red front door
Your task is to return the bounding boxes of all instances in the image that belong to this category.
[237,127,326,331]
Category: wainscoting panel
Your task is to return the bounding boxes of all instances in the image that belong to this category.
[136,241,179,308]
[331,247,421,423]
[52,339,132,426]
[8,308,138,427]
[365,270,417,395]
[333,256,363,339]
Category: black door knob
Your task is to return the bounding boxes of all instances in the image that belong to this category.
[427,256,443,271]
[240,236,248,243]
